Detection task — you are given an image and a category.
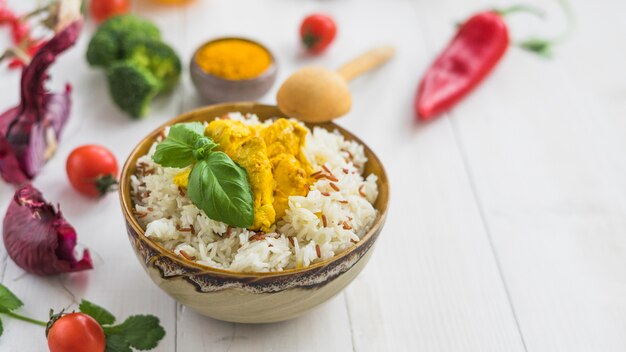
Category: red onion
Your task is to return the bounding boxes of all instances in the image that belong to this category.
[0,20,82,185]
[3,184,93,276]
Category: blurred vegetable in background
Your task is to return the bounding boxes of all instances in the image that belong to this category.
[0,5,82,185]
[66,145,119,198]
[3,184,93,276]
[0,0,84,70]
[150,0,192,5]
[300,14,337,54]
[89,0,130,23]
[86,15,182,118]
[415,2,573,121]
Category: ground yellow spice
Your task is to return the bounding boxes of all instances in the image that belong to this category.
[195,39,272,80]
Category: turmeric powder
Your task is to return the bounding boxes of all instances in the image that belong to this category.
[195,39,272,80]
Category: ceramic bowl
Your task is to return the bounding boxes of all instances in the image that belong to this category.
[119,103,389,323]
[190,38,278,103]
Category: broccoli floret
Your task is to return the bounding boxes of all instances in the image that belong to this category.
[106,62,160,118]
[86,15,161,68]
[87,15,182,119]
[125,39,182,90]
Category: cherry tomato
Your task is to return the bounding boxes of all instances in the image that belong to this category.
[300,14,337,54]
[89,0,130,23]
[47,313,106,352]
[66,145,119,198]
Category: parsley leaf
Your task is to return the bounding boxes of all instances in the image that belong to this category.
[188,152,254,228]
[105,333,132,352]
[153,122,216,168]
[0,284,23,313]
[79,300,116,326]
[105,315,165,351]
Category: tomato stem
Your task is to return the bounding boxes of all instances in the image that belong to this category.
[95,174,118,196]
[5,311,48,327]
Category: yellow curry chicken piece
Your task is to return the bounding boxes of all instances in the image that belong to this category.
[260,118,313,218]
[173,169,191,188]
[193,118,313,232]
[173,118,313,231]
[206,119,276,232]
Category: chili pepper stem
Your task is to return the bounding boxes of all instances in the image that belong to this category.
[494,4,546,18]
[4,311,48,327]
[502,0,574,58]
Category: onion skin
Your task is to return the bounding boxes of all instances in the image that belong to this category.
[2,184,93,276]
[0,20,82,186]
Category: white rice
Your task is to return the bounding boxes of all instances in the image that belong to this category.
[131,113,378,272]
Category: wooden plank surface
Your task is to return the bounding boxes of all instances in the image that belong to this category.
[0,0,624,351]
[415,0,626,351]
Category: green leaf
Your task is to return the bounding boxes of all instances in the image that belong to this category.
[0,284,23,313]
[0,317,4,337]
[188,152,254,228]
[152,122,216,168]
[105,333,132,352]
[116,315,165,350]
[518,38,554,58]
[79,300,116,326]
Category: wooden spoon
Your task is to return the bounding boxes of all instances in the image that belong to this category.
[276,46,395,123]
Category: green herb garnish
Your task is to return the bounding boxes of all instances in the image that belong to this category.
[0,283,166,351]
[153,123,254,228]
[79,300,165,352]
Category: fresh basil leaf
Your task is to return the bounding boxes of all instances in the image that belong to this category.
[188,152,254,228]
[79,300,116,326]
[0,284,23,313]
[192,137,217,160]
[153,122,216,168]
[116,315,166,350]
[105,333,132,352]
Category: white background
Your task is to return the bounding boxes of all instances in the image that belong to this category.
[1,0,625,351]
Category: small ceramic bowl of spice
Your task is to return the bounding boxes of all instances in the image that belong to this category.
[190,37,278,103]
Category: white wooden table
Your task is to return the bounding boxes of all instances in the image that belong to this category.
[1,0,625,351]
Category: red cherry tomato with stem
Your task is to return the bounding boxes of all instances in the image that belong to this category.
[300,14,337,54]
[47,313,106,352]
[66,145,119,198]
[89,0,130,23]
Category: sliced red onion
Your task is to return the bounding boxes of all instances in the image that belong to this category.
[3,184,93,276]
[0,20,82,185]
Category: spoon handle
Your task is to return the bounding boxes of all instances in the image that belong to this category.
[336,46,396,82]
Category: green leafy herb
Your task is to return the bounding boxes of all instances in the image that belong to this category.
[0,283,166,350]
[104,315,166,351]
[0,284,25,336]
[105,334,133,352]
[79,300,116,326]
[153,122,216,168]
[152,122,254,228]
[189,153,254,228]
[0,284,23,313]
[80,302,166,352]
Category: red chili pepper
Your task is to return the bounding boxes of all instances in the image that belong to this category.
[0,8,16,24]
[415,11,509,121]
[10,18,30,44]
[0,0,17,24]
[414,4,568,121]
